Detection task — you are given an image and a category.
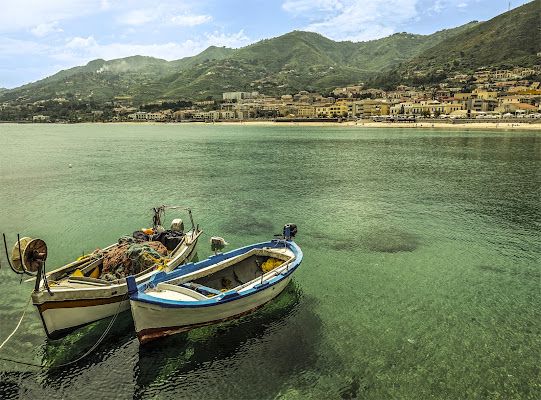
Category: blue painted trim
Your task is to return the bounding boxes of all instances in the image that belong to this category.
[220,290,240,300]
[129,239,303,309]
[126,275,138,295]
[181,283,223,296]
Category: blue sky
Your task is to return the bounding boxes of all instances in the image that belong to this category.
[0,0,533,89]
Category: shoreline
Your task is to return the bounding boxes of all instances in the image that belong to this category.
[208,120,541,130]
[132,120,541,131]
[4,120,541,131]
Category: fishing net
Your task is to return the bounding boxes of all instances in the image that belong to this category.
[261,257,283,273]
[100,241,169,281]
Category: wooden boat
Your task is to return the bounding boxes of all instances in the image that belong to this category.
[127,224,302,344]
[18,206,202,339]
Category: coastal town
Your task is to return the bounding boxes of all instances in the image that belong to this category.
[1,1,540,399]
[11,65,540,124]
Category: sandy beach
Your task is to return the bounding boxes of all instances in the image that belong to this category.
[73,119,541,131]
[199,119,541,131]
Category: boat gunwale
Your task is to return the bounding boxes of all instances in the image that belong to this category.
[131,239,302,309]
[31,230,200,305]
[36,229,200,291]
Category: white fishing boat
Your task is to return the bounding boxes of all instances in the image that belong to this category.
[127,224,302,344]
[6,206,201,339]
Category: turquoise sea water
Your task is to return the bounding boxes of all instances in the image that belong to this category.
[0,123,539,399]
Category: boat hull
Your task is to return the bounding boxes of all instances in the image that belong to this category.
[38,295,130,339]
[131,275,292,344]
[32,233,199,339]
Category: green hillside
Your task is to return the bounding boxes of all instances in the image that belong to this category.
[369,0,541,88]
[0,23,478,105]
[348,23,480,71]
[0,50,234,104]
[170,46,235,70]
[130,25,478,102]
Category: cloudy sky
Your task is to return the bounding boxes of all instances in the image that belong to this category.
[0,0,531,89]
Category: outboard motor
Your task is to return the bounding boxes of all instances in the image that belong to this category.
[170,218,184,233]
[283,223,297,240]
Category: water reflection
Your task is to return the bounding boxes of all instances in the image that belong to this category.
[40,311,135,370]
[1,125,539,399]
[133,282,322,399]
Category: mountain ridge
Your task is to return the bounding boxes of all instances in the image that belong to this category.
[2,17,526,105]
[367,0,541,89]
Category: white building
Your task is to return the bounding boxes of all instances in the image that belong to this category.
[223,92,259,101]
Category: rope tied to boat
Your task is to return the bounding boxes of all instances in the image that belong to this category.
[0,292,32,352]
[199,230,223,238]
[0,293,128,369]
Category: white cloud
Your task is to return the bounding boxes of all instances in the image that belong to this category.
[0,1,211,32]
[117,9,157,26]
[283,0,346,13]
[428,0,444,13]
[46,30,251,65]
[203,30,251,48]
[0,38,49,56]
[426,0,472,13]
[169,14,213,26]
[30,22,64,37]
[0,0,105,32]
[66,36,99,50]
[283,0,420,41]
[117,7,213,28]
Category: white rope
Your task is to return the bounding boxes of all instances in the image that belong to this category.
[52,294,128,368]
[0,292,32,351]
[0,293,128,369]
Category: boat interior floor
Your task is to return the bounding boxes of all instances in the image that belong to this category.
[148,248,294,302]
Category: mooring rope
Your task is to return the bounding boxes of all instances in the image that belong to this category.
[0,293,128,369]
[50,293,128,368]
[199,230,221,238]
[301,251,320,266]
[0,293,32,352]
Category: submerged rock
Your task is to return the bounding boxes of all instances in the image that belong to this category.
[361,228,420,253]
[222,215,275,236]
[477,265,505,274]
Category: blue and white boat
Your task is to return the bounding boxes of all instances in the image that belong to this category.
[127,224,302,344]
